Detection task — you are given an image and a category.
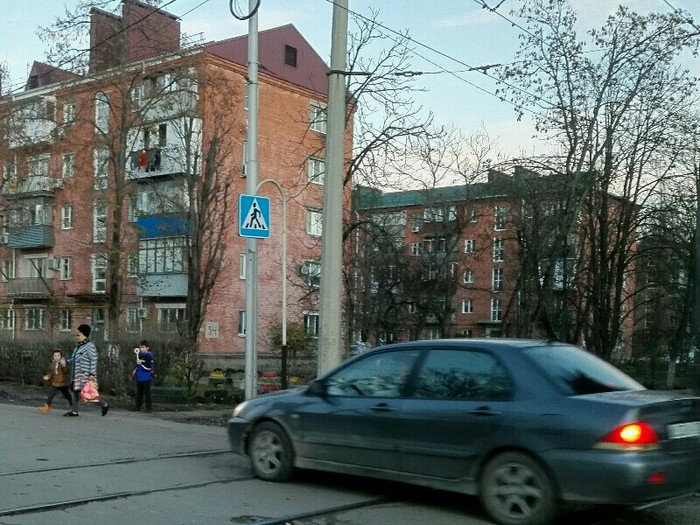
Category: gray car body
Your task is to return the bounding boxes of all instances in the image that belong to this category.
[228,339,700,505]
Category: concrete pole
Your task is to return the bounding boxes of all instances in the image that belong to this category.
[244,0,259,400]
[317,0,348,377]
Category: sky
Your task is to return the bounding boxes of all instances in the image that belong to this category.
[0,0,698,157]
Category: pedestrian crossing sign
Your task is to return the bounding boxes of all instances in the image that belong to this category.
[239,194,270,239]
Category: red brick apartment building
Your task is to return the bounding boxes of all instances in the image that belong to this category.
[0,1,351,357]
[353,167,636,356]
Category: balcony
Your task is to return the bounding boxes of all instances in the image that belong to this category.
[8,277,54,298]
[1,176,63,197]
[8,97,57,149]
[6,225,54,249]
[138,90,198,122]
[126,146,188,180]
[137,273,188,297]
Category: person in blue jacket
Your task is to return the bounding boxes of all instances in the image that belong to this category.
[131,340,154,412]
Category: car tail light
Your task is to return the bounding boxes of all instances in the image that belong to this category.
[594,422,661,451]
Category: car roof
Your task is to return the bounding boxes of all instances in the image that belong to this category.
[372,338,565,352]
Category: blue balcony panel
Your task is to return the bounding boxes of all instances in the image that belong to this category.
[7,225,54,249]
[137,214,190,239]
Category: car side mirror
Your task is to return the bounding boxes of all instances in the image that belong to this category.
[307,379,327,397]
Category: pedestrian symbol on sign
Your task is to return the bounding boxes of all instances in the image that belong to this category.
[239,194,271,239]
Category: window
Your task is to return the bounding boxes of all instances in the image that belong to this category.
[62,153,75,178]
[92,309,105,335]
[408,303,417,314]
[59,257,72,280]
[493,238,504,262]
[494,205,507,230]
[423,237,447,253]
[128,196,138,223]
[159,307,185,333]
[32,204,49,226]
[492,268,503,291]
[461,329,473,338]
[462,299,473,314]
[284,45,298,67]
[463,268,475,284]
[28,156,49,178]
[304,312,319,336]
[490,298,502,321]
[468,209,478,223]
[239,253,246,279]
[95,92,109,133]
[306,209,323,236]
[91,254,107,293]
[310,103,327,134]
[410,243,421,256]
[1,310,14,331]
[139,238,186,274]
[307,156,325,185]
[61,205,73,229]
[238,310,246,336]
[325,349,420,397]
[59,309,72,332]
[424,207,444,223]
[93,200,107,243]
[1,259,14,282]
[411,213,422,232]
[25,308,45,330]
[414,349,512,400]
[464,239,475,253]
[63,103,75,124]
[94,148,109,190]
[301,260,321,287]
[126,308,140,333]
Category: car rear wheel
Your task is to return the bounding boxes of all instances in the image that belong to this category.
[249,421,294,481]
[479,451,557,525]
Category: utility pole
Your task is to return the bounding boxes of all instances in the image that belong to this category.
[244,0,259,399]
[317,0,348,376]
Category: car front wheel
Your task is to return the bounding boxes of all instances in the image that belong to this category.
[479,451,557,525]
[248,421,294,481]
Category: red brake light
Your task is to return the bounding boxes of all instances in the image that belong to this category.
[595,422,660,451]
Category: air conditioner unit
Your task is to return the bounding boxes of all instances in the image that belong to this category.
[138,307,149,319]
[47,257,60,271]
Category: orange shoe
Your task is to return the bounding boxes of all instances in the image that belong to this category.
[38,404,51,414]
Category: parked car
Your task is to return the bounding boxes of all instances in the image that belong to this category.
[228,339,700,525]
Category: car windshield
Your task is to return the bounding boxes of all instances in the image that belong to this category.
[524,344,644,396]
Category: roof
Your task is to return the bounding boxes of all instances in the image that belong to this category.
[25,61,80,91]
[354,183,505,211]
[205,24,329,97]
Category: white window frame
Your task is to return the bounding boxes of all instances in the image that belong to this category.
[490,298,502,321]
[93,200,107,243]
[493,237,504,262]
[59,309,72,332]
[1,259,14,282]
[307,156,325,185]
[95,92,109,133]
[306,209,323,236]
[1,309,15,331]
[91,254,107,293]
[463,268,475,284]
[238,310,246,336]
[126,308,140,333]
[61,205,73,229]
[464,239,475,253]
[59,256,72,280]
[301,260,321,287]
[93,148,109,190]
[304,311,320,337]
[63,102,75,125]
[239,253,246,279]
[492,267,503,291]
[158,306,185,333]
[410,243,421,256]
[62,153,75,178]
[310,102,327,134]
[494,205,507,231]
[25,307,45,331]
[462,299,473,314]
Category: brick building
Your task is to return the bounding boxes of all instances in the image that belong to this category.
[0,1,350,358]
[353,167,636,357]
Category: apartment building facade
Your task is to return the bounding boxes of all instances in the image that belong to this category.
[0,1,349,356]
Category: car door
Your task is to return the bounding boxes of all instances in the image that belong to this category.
[296,349,421,472]
[395,347,514,480]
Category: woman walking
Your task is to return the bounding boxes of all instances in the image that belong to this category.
[65,324,109,417]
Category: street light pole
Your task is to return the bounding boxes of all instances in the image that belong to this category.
[317,0,348,377]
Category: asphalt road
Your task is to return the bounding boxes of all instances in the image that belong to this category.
[1,402,699,525]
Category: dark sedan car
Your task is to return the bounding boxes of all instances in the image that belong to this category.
[228,339,700,525]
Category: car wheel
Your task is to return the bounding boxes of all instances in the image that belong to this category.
[479,451,557,525]
[249,421,294,482]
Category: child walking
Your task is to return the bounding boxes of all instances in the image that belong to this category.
[38,349,74,414]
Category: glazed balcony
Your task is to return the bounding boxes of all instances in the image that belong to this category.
[1,176,63,197]
[8,277,54,298]
[126,146,187,180]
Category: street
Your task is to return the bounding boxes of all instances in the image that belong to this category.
[1,403,699,525]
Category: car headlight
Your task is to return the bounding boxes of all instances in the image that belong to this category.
[233,400,248,417]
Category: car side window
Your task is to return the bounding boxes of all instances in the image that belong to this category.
[326,350,420,398]
[413,349,513,400]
